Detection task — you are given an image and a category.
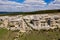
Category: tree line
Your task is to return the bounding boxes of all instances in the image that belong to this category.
[0,9,60,16]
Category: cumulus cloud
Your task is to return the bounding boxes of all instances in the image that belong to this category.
[0,0,60,12]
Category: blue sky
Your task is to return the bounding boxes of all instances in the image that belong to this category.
[44,0,54,5]
[0,0,60,12]
[8,0,25,3]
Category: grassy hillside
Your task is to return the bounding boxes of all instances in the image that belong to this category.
[0,28,8,40]
[0,28,18,40]
[19,29,60,40]
[0,28,60,40]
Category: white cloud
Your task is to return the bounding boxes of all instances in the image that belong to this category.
[0,0,60,12]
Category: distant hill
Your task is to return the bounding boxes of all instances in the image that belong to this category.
[0,9,60,16]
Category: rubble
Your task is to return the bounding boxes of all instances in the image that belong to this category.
[0,14,60,32]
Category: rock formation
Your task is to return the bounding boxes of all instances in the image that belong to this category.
[0,14,60,32]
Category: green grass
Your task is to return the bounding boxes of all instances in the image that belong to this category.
[0,28,60,40]
[0,28,8,40]
[0,28,18,40]
[0,28,8,35]
[19,29,60,40]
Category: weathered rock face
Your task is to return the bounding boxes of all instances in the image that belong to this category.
[0,14,60,32]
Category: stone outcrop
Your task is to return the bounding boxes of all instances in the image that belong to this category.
[0,14,60,32]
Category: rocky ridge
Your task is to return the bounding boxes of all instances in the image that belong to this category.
[0,14,60,32]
